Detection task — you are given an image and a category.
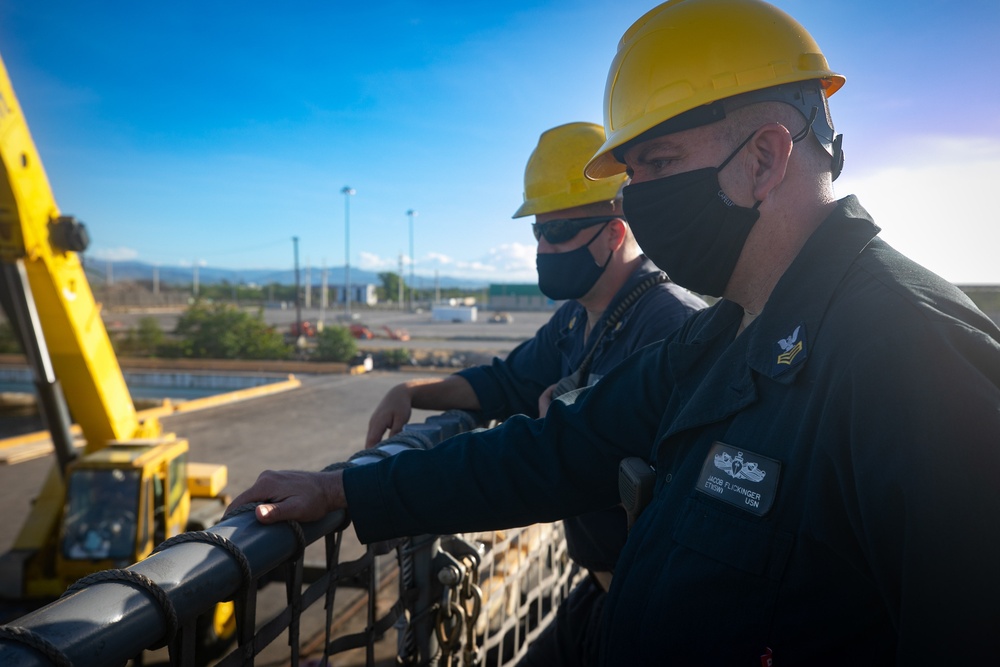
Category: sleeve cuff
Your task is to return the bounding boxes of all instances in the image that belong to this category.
[342,463,395,543]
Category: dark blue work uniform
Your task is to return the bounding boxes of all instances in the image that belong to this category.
[456,257,705,572]
[456,258,706,432]
[457,258,705,664]
[344,197,1000,665]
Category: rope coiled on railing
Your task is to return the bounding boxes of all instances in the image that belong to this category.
[0,409,484,666]
[0,625,73,667]
[63,568,180,649]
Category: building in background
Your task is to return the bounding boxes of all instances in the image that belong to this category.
[487,284,556,311]
[331,283,378,307]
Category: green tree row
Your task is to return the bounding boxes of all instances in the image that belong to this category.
[375,271,486,303]
[1,303,366,363]
[1,305,415,370]
[115,303,360,363]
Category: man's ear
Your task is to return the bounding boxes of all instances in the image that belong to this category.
[606,218,628,252]
[747,123,793,202]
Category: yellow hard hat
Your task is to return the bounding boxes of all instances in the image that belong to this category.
[513,122,628,218]
[586,0,845,179]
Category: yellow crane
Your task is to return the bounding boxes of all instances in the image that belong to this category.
[0,51,236,659]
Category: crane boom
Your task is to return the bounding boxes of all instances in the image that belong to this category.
[0,53,160,452]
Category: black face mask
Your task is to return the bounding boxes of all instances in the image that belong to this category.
[623,133,760,298]
[536,223,612,301]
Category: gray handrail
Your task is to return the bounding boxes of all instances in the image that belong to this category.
[0,408,483,666]
[0,509,345,666]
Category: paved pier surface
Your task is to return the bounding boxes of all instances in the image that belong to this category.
[0,310,550,664]
[1,371,456,664]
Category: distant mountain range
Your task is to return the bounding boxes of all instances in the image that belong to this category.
[83,259,490,290]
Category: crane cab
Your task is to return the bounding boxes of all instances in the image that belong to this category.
[55,437,228,585]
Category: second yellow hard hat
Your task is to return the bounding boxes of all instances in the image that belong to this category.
[514,122,627,219]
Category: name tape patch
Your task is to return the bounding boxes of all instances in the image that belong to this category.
[695,442,781,516]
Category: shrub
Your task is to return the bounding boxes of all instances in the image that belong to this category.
[314,326,358,362]
[380,348,411,369]
[117,316,166,357]
[174,303,291,360]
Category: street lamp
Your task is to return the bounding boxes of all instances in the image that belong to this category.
[342,186,356,318]
[406,209,417,311]
[293,236,302,344]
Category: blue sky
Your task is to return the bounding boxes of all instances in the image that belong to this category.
[1,0,998,285]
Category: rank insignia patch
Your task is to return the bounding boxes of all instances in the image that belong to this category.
[773,323,807,374]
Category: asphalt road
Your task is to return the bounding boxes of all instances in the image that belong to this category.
[0,370,485,666]
[0,370,450,557]
[0,308,546,664]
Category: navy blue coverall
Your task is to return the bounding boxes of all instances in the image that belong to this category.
[459,257,705,664]
[344,197,1000,665]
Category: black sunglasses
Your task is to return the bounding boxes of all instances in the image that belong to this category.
[531,216,618,244]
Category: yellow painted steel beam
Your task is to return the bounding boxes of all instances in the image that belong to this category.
[0,53,155,451]
[0,375,301,465]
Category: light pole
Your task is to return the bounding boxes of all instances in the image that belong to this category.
[406,209,417,311]
[397,253,404,309]
[293,236,302,342]
[342,186,356,318]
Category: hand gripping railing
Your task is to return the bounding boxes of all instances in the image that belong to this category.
[0,408,575,666]
[0,506,346,666]
[0,409,481,666]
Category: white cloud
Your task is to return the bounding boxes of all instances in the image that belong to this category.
[87,246,139,261]
[357,251,400,271]
[482,243,536,275]
[421,242,536,282]
[835,136,1000,284]
[424,251,452,265]
[355,242,537,283]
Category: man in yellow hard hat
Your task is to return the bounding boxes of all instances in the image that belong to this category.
[234,1,1000,663]
[364,120,706,666]
[365,122,705,445]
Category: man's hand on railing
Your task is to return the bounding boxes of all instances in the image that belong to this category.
[365,382,415,448]
[366,376,482,448]
[228,469,347,524]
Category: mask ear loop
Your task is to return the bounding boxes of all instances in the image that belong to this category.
[717,130,758,172]
[716,130,763,210]
[583,221,615,268]
[731,108,822,211]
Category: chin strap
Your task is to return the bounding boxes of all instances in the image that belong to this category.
[831,133,845,181]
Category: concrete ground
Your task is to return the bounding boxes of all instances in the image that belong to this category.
[0,310,546,666]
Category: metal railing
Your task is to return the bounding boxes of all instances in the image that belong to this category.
[0,409,577,666]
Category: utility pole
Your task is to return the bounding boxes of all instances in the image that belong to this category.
[305,259,312,309]
[398,253,404,309]
[293,236,302,340]
[342,186,356,318]
[320,260,328,330]
[407,209,417,311]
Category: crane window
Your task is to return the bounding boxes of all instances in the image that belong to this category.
[63,468,140,561]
